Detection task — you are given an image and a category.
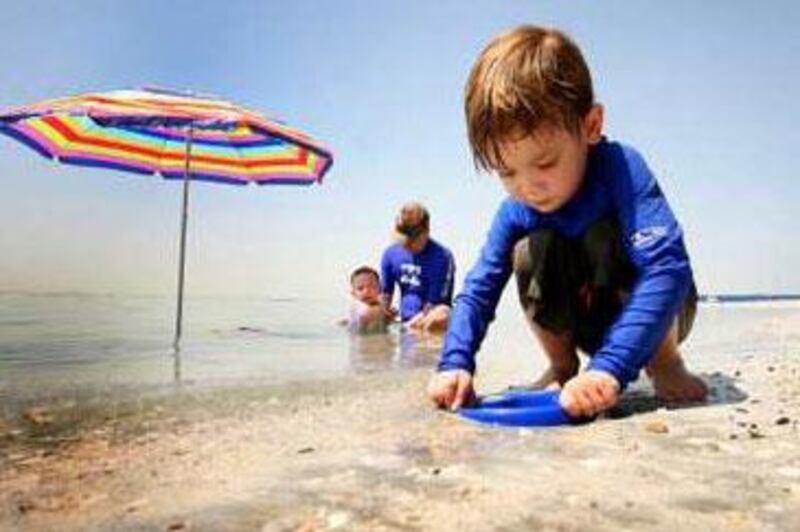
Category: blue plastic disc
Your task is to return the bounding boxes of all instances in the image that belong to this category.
[457,389,578,427]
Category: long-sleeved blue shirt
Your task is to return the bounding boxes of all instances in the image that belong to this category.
[438,139,694,389]
[381,238,456,321]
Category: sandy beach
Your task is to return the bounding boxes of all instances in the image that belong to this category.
[1,303,799,531]
[2,1,800,530]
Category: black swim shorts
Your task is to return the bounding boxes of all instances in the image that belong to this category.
[512,216,697,354]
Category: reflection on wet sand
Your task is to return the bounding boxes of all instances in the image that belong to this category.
[348,326,443,373]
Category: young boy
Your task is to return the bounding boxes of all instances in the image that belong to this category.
[348,266,389,334]
[428,25,708,418]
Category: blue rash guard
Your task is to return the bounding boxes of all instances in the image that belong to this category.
[381,238,456,321]
[438,139,694,390]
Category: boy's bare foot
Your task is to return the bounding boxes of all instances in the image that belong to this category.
[648,358,708,402]
[530,357,580,390]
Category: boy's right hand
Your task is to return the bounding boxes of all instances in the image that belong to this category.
[427,369,475,411]
[559,370,620,417]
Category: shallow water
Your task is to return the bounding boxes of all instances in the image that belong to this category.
[2,295,800,530]
[0,292,443,401]
[1,291,798,403]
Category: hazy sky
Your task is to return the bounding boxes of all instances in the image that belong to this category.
[1,0,798,299]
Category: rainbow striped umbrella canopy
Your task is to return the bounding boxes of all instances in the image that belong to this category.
[0,87,333,185]
[0,87,334,352]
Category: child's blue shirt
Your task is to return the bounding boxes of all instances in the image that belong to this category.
[381,238,456,321]
[438,139,694,389]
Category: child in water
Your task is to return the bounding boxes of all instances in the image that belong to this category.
[347,266,391,334]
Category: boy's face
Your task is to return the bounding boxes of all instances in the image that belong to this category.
[494,105,603,213]
[351,273,381,304]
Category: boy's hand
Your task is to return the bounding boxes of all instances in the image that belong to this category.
[381,305,398,321]
[427,369,475,411]
[559,370,620,417]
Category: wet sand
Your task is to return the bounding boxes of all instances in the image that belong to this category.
[2,307,800,531]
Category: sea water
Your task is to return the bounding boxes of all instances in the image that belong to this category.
[1,291,798,404]
[0,292,442,403]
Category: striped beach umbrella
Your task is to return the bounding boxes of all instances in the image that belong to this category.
[0,87,334,349]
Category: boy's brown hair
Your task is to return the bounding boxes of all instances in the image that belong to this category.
[465,25,595,171]
[350,265,380,285]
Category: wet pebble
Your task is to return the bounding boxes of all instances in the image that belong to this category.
[297,446,315,454]
[16,500,35,514]
[775,416,791,426]
[644,420,669,434]
[166,520,188,530]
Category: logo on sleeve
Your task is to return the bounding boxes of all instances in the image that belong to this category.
[630,226,668,249]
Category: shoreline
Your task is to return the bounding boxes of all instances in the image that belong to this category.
[2,347,800,531]
[2,304,800,530]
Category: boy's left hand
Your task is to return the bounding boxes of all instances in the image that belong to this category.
[384,307,399,321]
[559,370,620,417]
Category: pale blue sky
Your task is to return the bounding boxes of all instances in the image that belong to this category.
[1,0,798,298]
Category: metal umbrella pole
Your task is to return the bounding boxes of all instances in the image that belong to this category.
[173,124,194,352]
[0,88,334,356]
